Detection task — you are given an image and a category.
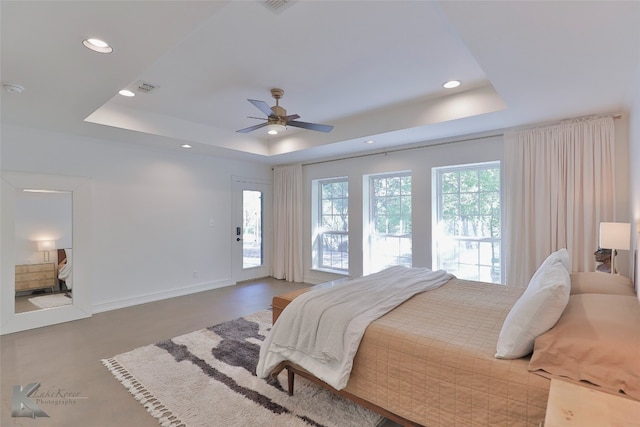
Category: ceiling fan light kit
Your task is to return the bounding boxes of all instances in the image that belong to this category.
[267,123,287,135]
[237,88,334,135]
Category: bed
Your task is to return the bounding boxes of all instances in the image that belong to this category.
[57,248,73,291]
[259,253,640,426]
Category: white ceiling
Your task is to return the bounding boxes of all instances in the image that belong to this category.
[2,1,639,165]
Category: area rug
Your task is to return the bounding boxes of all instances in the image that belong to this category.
[28,293,72,309]
[102,310,383,427]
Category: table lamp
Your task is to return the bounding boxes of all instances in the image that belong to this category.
[599,222,630,274]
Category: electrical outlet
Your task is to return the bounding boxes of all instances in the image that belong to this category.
[209,218,214,227]
[193,271,199,278]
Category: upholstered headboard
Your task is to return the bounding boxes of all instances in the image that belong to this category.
[57,248,67,265]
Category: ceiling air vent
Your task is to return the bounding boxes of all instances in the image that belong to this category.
[136,81,158,94]
[262,0,294,13]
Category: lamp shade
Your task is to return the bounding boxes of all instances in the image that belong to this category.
[37,240,56,252]
[599,222,630,250]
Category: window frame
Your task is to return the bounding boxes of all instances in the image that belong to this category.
[432,161,502,284]
[314,177,349,273]
[365,171,412,273]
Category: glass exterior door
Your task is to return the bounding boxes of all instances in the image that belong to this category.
[232,179,270,281]
[241,190,263,269]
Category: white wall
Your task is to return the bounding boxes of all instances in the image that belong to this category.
[1,124,272,311]
[612,117,632,278]
[3,107,633,308]
[628,78,640,298]
[302,135,504,284]
[14,190,72,264]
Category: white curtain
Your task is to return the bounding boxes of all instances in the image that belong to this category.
[505,117,615,287]
[271,164,304,282]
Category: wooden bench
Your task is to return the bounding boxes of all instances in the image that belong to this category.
[271,287,312,323]
[271,278,348,324]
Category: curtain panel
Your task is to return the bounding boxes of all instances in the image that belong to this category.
[271,164,304,282]
[505,117,615,287]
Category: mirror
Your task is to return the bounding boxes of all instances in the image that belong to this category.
[14,189,72,313]
[1,171,92,335]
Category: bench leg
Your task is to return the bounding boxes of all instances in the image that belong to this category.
[287,368,295,396]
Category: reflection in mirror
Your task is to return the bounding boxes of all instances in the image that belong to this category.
[14,189,72,313]
[1,171,91,335]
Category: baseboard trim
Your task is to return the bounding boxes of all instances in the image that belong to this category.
[92,279,236,313]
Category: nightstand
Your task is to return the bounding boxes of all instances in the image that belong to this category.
[545,379,640,426]
[15,262,56,293]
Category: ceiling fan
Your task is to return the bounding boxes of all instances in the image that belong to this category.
[237,88,334,135]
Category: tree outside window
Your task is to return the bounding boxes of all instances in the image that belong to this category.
[368,172,412,273]
[434,162,501,283]
[318,178,349,271]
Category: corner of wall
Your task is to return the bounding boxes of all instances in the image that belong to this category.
[628,78,640,299]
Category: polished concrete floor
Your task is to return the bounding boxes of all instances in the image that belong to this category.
[15,292,71,313]
[1,278,310,426]
[2,278,399,427]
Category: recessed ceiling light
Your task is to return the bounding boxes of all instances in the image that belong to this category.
[23,189,69,193]
[180,144,192,149]
[82,38,113,54]
[365,140,375,144]
[2,83,24,94]
[118,89,135,97]
[443,80,461,89]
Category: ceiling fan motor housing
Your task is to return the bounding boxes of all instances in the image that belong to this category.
[270,88,286,118]
[271,105,286,117]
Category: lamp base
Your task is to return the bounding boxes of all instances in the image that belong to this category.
[610,249,618,275]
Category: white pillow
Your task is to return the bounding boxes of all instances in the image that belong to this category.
[539,248,570,273]
[528,248,570,286]
[495,262,571,359]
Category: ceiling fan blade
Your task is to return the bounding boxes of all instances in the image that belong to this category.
[247,116,268,120]
[285,114,300,121]
[287,120,334,133]
[248,99,276,117]
[236,122,269,133]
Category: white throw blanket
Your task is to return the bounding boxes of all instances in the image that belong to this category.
[58,248,73,290]
[58,257,73,290]
[257,266,454,390]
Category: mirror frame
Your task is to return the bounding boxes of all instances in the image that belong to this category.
[1,171,92,335]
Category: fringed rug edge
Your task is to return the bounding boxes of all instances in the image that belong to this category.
[101,357,185,427]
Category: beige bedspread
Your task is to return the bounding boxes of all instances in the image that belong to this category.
[258,266,453,389]
[342,278,550,426]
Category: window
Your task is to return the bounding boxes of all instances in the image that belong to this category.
[314,178,349,272]
[367,172,412,273]
[433,162,502,283]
